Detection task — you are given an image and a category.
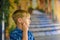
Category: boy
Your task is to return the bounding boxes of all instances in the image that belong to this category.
[10,9,35,40]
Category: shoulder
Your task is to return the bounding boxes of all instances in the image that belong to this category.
[10,29,18,35]
[10,28,22,34]
[10,29,18,37]
[10,29,22,40]
[10,29,22,39]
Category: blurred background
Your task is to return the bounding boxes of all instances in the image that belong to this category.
[1,0,60,40]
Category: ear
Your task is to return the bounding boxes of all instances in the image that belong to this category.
[18,18,22,23]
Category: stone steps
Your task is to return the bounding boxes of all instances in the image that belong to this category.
[29,26,60,32]
[30,10,60,37]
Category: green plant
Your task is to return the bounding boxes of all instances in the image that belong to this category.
[1,0,15,27]
[1,0,10,27]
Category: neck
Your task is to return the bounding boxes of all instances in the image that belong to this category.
[17,23,23,30]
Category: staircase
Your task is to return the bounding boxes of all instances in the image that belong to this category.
[29,10,60,40]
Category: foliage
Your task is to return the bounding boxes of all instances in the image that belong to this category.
[14,0,19,5]
[1,0,10,27]
[0,0,2,23]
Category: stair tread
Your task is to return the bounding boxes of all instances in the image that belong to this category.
[33,30,60,37]
[29,26,60,32]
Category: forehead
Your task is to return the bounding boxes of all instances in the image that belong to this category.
[23,13,30,18]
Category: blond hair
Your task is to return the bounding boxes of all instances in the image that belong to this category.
[12,10,30,24]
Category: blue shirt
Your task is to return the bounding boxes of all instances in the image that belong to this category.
[10,27,35,40]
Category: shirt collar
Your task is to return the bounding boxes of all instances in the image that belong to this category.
[16,26,29,32]
[16,26,23,32]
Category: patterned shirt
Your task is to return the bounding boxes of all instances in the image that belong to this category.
[10,27,35,40]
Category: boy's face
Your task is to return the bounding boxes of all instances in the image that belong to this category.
[22,15,31,27]
[22,13,31,27]
[18,13,31,27]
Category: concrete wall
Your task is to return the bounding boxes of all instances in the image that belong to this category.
[54,0,60,23]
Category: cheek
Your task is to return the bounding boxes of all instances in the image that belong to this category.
[26,20,30,25]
